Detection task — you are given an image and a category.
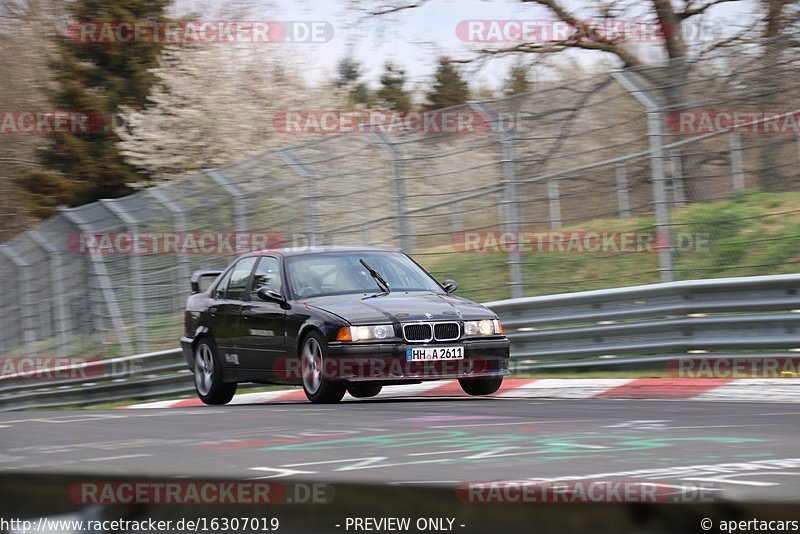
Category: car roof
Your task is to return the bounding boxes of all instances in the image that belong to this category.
[244,245,402,258]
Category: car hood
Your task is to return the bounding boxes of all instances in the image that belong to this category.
[304,292,494,324]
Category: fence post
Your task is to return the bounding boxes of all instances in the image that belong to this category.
[101,199,148,351]
[370,132,412,251]
[148,188,192,303]
[729,133,745,190]
[669,149,687,206]
[469,102,524,298]
[60,207,133,355]
[615,163,631,218]
[206,169,248,232]
[797,129,800,176]
[276,149,320,246]
[451,207,463,237]
[612,71,674,283]
[0,245,36,357]
[547,178,562,229]
[28,230,70,358]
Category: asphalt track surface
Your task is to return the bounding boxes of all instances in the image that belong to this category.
[2,396,800,503]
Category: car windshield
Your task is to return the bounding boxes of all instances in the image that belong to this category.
[285,251,443,299]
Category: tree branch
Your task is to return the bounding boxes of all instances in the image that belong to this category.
[519,0,644,66]
[679,0,742,19]
[367,0,432,16]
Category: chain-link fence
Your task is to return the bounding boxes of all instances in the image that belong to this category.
[1,37,799,359]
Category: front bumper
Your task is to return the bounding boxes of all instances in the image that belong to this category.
[322,337,510,382]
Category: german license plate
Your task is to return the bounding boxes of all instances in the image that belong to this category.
[406,346,464,361]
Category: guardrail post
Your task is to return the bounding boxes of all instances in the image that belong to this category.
[60,208,133,355]
[547,178,561,229]
[615,163,631,218]
[206,169,248,232]
[669,149,687,206]
[370,132,412,251]
[0,245,36,357]
[612,71,674,283]
[729,133,745,190]
[28,230,70,358]
[276,149,320,246]
[469,102,524,298]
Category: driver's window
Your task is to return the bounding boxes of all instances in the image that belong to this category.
[251,256,282,300]
[224,257,258,301]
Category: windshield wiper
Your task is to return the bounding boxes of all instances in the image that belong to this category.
[359,258,390,298]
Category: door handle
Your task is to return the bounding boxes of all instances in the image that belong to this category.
[208,306,218,313]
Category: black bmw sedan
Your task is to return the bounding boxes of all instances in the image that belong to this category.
[180,246,510,404]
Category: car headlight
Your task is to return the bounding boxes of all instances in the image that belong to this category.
[336,324,394,341]
[463,319,503,336]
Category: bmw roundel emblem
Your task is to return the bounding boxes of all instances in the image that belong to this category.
[424,312,433,319]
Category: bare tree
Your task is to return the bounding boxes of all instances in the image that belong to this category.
[362,0,798,196]
[116,45,346,182]
[754,0,797,190]
[363,0,768,67]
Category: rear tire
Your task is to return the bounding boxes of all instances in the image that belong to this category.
[458,376,503,396]
[194,338,236,405]
[301,331,346,404]
[348,384,383,398]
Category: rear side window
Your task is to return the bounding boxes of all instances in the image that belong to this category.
[224,257,258,301]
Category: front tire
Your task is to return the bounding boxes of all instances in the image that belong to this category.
[458,376,503,396]
[348,384,382,398]
[301,332,346,404]
[194,338,236,405]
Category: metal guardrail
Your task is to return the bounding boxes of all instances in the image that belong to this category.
[2,273,799,410]
[0,348,189,411]
[486,273,800,368]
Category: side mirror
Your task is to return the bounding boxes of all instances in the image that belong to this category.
[257,286,285,304]
[442,279,458,294]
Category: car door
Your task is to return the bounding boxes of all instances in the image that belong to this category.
[238,255,287,371]
[208,256,258,366]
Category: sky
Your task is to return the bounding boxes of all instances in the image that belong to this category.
[172,0,761,91]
